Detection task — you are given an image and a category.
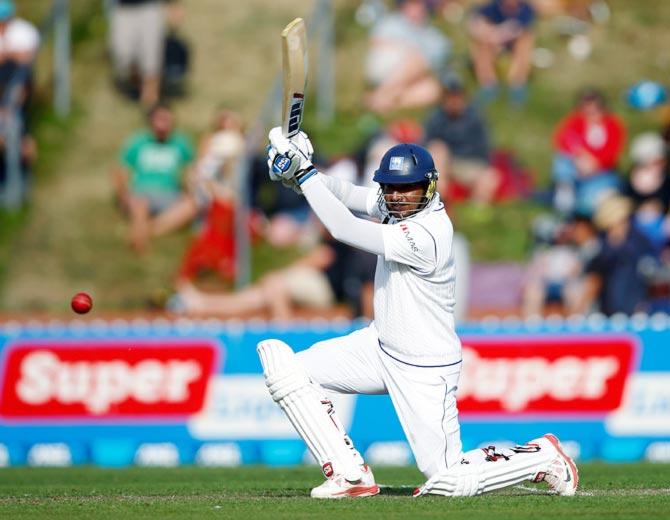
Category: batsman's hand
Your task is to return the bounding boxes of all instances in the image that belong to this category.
[281,177,303,195]
[267,126,317,186]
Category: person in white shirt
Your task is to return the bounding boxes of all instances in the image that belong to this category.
[257,128,579,499]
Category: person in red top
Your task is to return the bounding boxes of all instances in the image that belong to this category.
[552,89,626,216]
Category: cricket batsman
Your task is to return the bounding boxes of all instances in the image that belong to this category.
[257,128,579,498]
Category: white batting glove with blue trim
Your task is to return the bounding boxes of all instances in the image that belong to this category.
[267,127,317,186]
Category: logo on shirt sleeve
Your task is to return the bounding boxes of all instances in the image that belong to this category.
[399,223,420,253]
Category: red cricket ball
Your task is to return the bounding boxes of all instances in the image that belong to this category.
[71,292,93,314]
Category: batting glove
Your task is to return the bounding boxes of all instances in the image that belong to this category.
[267,126,318,185]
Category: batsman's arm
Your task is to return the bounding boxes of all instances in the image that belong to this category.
[300,173,385,255]
[319,175,379,217]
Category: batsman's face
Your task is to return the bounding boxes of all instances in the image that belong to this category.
[381,182,426,219]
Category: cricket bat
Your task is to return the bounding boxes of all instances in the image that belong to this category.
[281,18,307,139]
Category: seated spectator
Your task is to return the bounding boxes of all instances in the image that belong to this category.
[521,212,599,317]
[150,108,245,239]
[169,229,375,320]
[110,0,166,107]
[522,216,576,316]
[623,132,670,253]
[145,109,245,282]
[552,89,625,216]
[364,0,450,114]
[111,104,194,252]
[468,0,536,106]
[579,195,658,315]
[424,76,499,204]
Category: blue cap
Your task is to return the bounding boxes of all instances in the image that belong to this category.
[0,1,15,21]
[627,80,668,111]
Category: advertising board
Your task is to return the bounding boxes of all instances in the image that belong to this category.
[0,317,668,466]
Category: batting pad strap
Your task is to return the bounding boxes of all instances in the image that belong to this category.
[265,371,309,402]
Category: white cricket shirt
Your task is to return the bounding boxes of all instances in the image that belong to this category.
[374,197,461,366]
[302,173,462,367]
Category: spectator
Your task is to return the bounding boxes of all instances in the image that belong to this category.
[552,89,625,216]
[579,195,657,315]
[623,132,670,253]
[468,0,536,106]
[521,212,599,317]
[111,104,194,252]
[139,109,246,283]
[364,0,451,114]
[424,76,499,204]
[150,108,245,239]
[172,111,253,284]
[522,216,579,316]
[161,1,190,98]
[0,0,39,65]
[169,229,375,320]
[0,0,39,200]
[110,0,166,107]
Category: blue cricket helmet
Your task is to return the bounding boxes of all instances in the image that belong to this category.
[373,143,438,185]
[373,143,439,220]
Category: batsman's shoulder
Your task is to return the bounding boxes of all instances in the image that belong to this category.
[419,203,453,240]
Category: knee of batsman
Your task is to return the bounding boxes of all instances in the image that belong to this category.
[257,339,311,401]
[265,372,311,402]
[422,467,481,497]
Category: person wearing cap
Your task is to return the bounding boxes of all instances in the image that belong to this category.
[424,75,499,204]
[468,0,536,106]
[0,0,39,65]
[364,0,451,114]
[552,89,626,216]
[579,194,657,315]
[0,0,39,102]
[623,132,670,252]
[0,0,39,202]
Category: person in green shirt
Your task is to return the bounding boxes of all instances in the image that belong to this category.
[112,104,193,251]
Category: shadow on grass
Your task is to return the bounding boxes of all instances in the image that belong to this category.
[253,485,415,498]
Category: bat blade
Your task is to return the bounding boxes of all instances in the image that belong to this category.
[281,17,307,139]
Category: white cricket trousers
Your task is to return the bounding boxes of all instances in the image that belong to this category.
[297,323,463,479]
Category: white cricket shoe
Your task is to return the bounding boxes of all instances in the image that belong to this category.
[310,465,380,499]
[535,433,579,496]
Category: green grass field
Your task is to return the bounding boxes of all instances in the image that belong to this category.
[0,464,668,519]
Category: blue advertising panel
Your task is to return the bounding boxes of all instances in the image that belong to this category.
[0,315,669,467]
